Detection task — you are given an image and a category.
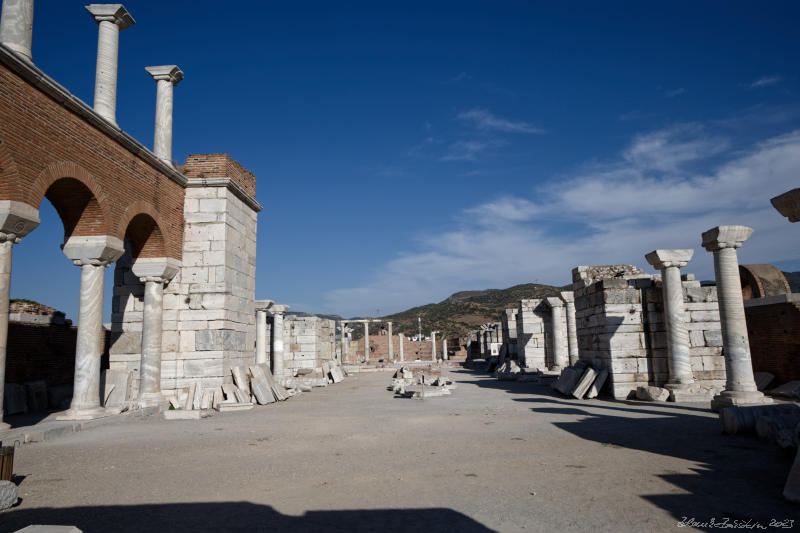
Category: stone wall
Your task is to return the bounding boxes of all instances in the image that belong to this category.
[284,316,337,373]
[572,265,725,399]
[745,294,800,384]
[109,157,259,397]
[516,299,551,370]
[500,309,518,358]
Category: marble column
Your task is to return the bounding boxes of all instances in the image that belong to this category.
[145,65,183,164]
[398,333,404,361]
[431,331,437,361]
[86,4,134,125]
[0,0,34,62]
[702,226,771,410]
[0,201,39,429]
[59,236,124,420]
[132,258,179,407]
[254,300,273,365]
[270,304,289,380]
[339,322,347,364]
[387,321,393,361]
[364,322,370,363]
[345,328,351,363]
[645,249,695,396]
[546,297,568,371]
[442,337,448,360]
[560,291,579,365]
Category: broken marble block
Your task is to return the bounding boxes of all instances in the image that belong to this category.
[635,386,670,402]
[553,367,580,395]
[767,381,800,399]
[330,366,345,383]
[101,369,131,409]
[571,367,598,399]
[586,368,608,399]
[720,404,800,435]
[756,414,800,444]
[0,480,18,510]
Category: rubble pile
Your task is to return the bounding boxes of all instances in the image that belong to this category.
[164,360,348,419]
[551,361,609,400]
[388,366,456,398]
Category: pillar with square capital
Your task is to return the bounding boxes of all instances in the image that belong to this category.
[86,4,135,124]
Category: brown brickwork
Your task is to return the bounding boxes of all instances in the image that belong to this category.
[0,62,184,259]
[746,300,800,384]
[179,154,257,199]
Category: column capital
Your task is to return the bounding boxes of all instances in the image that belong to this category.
[270,304,290,315]
[559,291,574,304]
[771,188,800,223]
[63,235,124,267]
[702,226,753,251]
[85,4,135,30]
[145,65,183,85]
[545,296,564,308]
[0,200,40,239]
[255,299,274,311]
[131,257,180,283]
[645,249,693,270]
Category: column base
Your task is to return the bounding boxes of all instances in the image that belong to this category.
[56,406,110,421]
[550,365,564,373]
[137,392,164,408]
[711,390,773,412]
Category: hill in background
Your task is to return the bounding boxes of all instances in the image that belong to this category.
[366,283,568,340]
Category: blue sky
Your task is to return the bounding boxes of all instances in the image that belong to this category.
[8,1,800,320]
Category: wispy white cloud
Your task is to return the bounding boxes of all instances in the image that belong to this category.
[665,87,687,98]
[324,124,800,317]
[449,72,472,83]
[748,75,782,89]
[457,108,545,134]
[441,139,505,161]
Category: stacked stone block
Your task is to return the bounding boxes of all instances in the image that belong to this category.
[500,309,518,359]
[572,265,725,399]
[516,299,551,370]
[284,316,337,374]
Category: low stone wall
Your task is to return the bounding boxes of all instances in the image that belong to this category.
[284,316,336,373]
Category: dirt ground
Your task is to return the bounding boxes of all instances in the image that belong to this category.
[1,368,797,532]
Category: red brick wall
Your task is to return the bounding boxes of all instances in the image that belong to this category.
[0,63,184,259]
[746,302,800,384]
[180,154,257,199]
[357,335,437,361]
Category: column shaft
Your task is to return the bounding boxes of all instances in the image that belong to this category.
[339,323,347,364]
[551,305,568,370]
[255,309,268,364]
[715,247,757,392]
[662,266,693,385]
[272,312,285,379]
[71,263,106,411]
[442,337,448,360]
[364,322,369,363]
[153,79,173,161]
[0,0,33,61]
[565,301,579,365]
[398,333,404,361]
[0,240,14,428]
[387,322,393,361]
[139,278,164,401]
[93,20,120,123]
[431,331,437,361]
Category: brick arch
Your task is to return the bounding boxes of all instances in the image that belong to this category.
[119,202,173,259]
[30,161,111,240]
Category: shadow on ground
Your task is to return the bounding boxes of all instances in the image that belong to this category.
[451,365,799,531]
[1,502,496,533]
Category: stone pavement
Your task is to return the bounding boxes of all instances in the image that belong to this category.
[0,369,796,532]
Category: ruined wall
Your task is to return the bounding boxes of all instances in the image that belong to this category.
[500,309,518,358]
[745,294,800,384]
[285,316,337,373]
[573,266,724,399]
[516,299,551,370]
[110,156,259,397]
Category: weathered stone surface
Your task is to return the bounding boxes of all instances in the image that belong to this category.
[101,370,131,409]
[330,366,344,383]
[768,380,800,399]
[571,367,598,399]
[719,403,800,435]
[635,386,669,402]
[553,367,580,395]
[586,368,608,399]
[0,480,18,510]
[108,331,142,355]
[195,329,247,351]
[218,402,253,412]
